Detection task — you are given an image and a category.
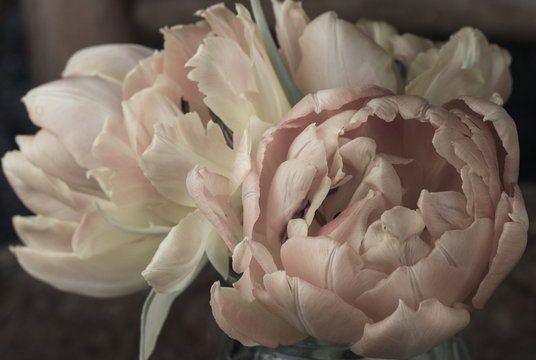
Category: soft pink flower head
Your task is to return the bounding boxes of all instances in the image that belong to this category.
[190,85,528,358]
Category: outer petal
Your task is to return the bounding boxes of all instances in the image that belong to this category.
[13,215,75,252]
[210,282,306,347]
[16,130,101,196]
[350,299,470,358]
[295,12,397,94]
[472,185,528,308]
[22,77,122,169]
[63,44,154,84]
[10,237,160,298]
[256,272,369,344]
[2,151,93,221]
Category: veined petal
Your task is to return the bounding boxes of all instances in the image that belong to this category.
[295,12,397,94]
[63,44,154,84]
[350,299,470,358]
[472,185,528,308]
[210,282,305,348]
[257,272,369,344]
[2,151,94,221]
[141,113,234,207]
[22,77,122,169]
[13,215,75,252]
[16,130,101,197]
[10,237,161,298]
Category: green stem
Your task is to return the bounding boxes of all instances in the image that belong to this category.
[250,0,303,106]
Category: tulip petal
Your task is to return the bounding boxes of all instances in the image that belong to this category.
[13,215,75,252]
[257,271,369,344]
[272,0,309,77]
[142,210,213,293]
[63,44,154,84]
[265,159,317,249]
[472,185,528,308]
[10,237,160,298]
[141,112,234,207]
[2,151,93,221]
[16,130,101,197]
[350,299,470,358]
[211,282,306,348]
[295,12,397,94]
[417,190,472,239]
[22,77,122,169]
[355,219,492,321]
[187,166,241,250]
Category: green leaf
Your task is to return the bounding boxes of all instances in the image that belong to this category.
[139,289,180,360]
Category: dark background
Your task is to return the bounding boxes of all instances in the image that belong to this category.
[0,0,535,359]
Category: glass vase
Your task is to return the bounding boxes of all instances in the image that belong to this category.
[220,334,471,360]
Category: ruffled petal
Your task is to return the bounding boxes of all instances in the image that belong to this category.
[141,113,234,207]
[350,299,470,358]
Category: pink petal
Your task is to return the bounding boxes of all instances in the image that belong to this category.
[22,77,122,169]
[272,0,309,77]
[472,185,528,308]
[295,12,397,94]
[10,237,160,298]
[187,166,241,250]
[265,159,317,249]
[355,218,492,321]
[161,23,210,119]
[16,130,101,196]
[210,282,305,348]
[256,271,369,344]
[2,151,93,221]
[63,44,154,84]
[122,51,165,100]
[417,190,472,239]
[350,299,470,358]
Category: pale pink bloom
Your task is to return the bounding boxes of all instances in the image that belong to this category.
[189,86,528,358]
[3,21,234,297]
[3,44,161,297]
[273,0,512,105]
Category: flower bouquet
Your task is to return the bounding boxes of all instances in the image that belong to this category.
[3,1,528,359]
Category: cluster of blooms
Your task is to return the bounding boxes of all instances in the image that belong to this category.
[3,1,527,359]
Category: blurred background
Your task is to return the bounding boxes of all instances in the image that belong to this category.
[0,0,535,358]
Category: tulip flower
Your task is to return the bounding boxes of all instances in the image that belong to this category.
[189,85,528,358]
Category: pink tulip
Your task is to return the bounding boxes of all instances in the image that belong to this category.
[189,86,528,358]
